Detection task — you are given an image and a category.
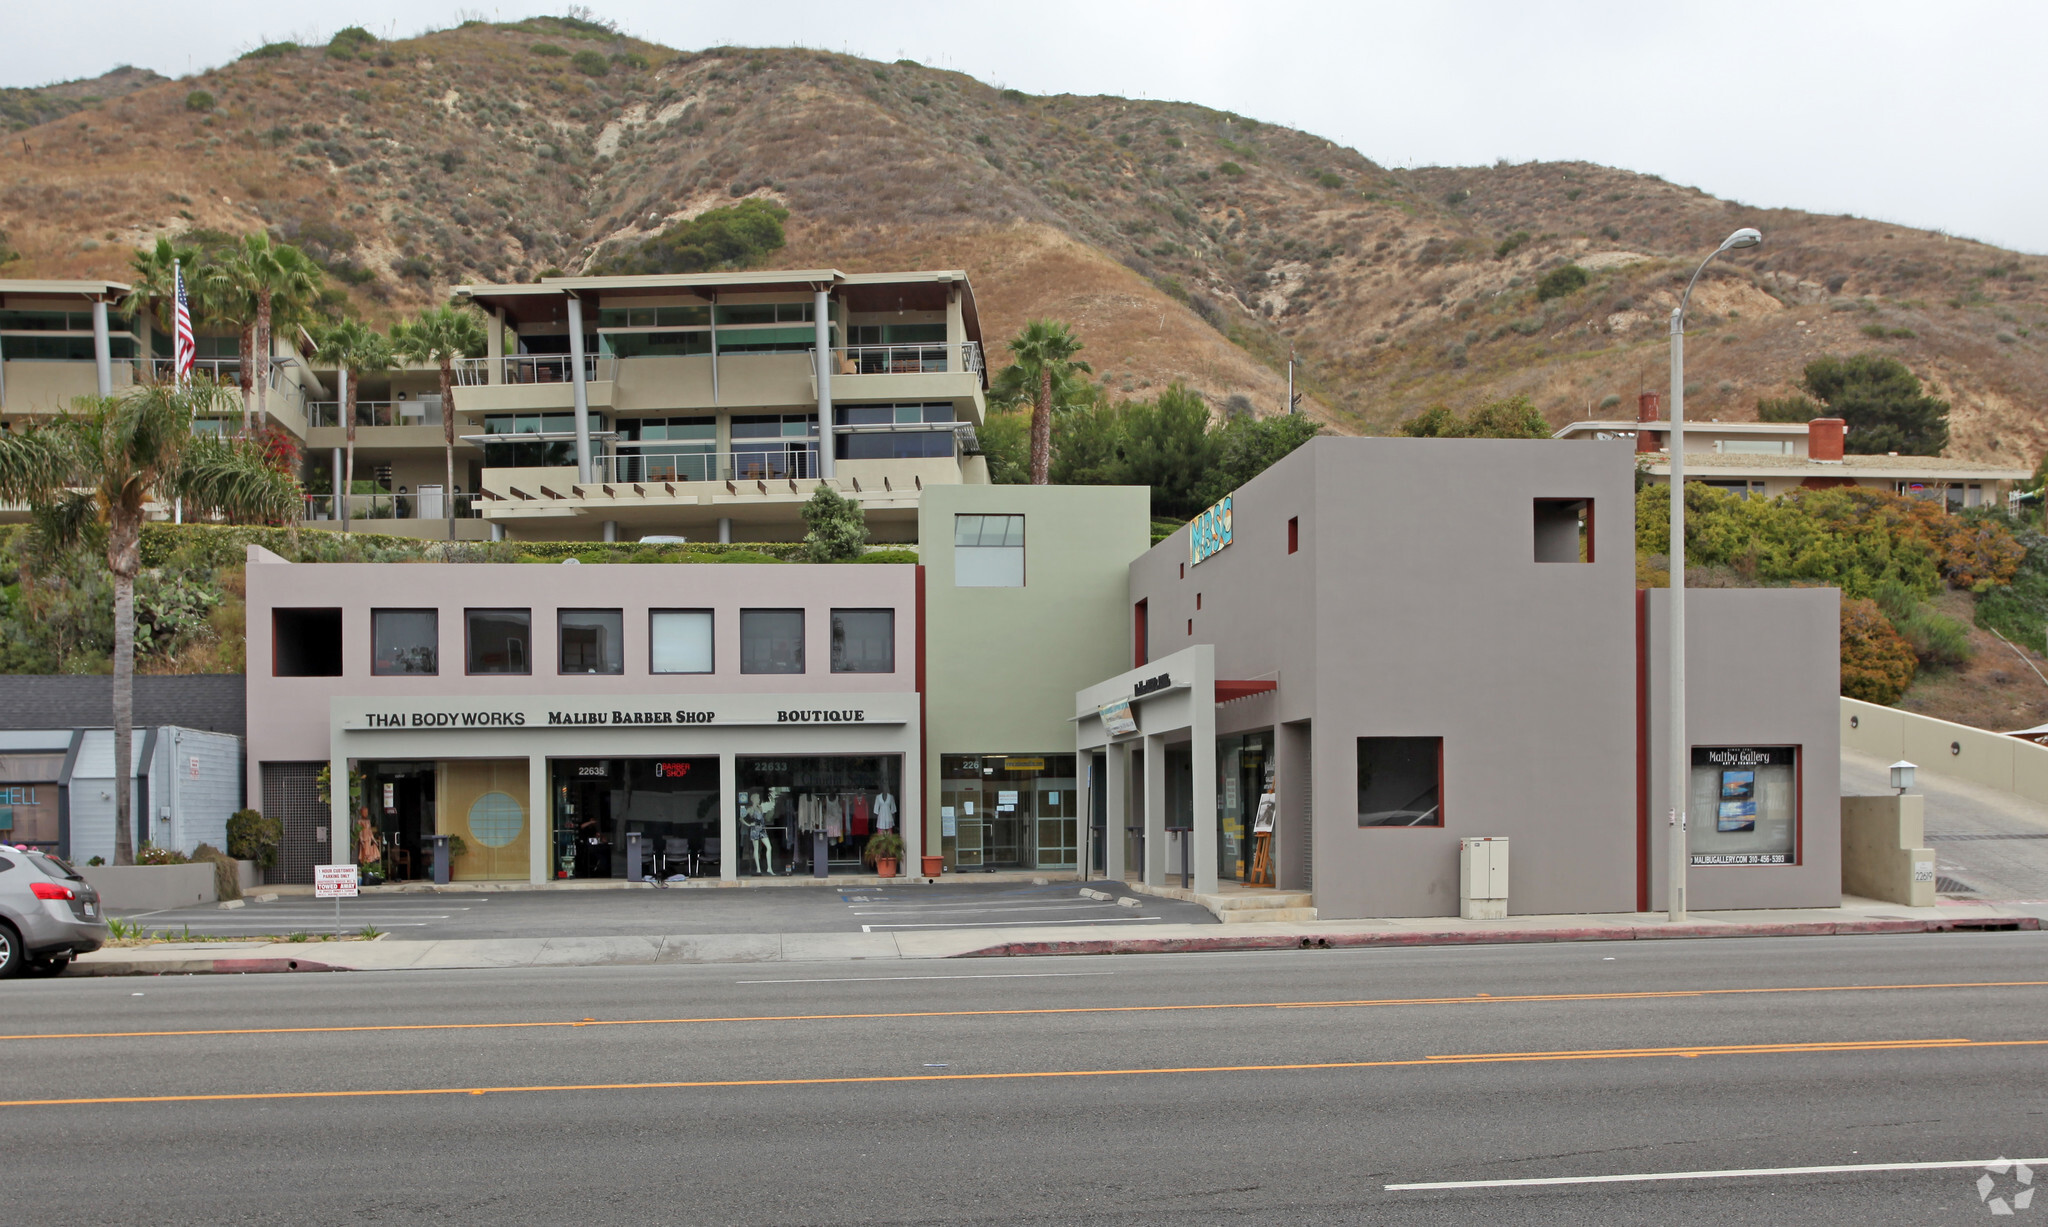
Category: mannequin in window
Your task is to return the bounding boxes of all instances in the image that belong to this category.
[744,793,775,876]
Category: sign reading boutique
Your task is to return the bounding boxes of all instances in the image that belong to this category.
[337,694,912,734]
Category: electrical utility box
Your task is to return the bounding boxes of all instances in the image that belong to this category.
[1459,836,1509,919]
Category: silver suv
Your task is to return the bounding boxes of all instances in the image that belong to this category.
[0,846,108,978]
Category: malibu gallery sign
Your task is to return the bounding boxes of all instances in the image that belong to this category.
[336,694,913,732]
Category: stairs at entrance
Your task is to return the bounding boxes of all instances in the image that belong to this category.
[1124,880,1317,924]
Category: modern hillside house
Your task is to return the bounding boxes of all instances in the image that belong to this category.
[0,269,990,545]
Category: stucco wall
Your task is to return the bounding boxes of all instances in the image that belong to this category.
[1644,587,1842,911]
[919,484,1151,863]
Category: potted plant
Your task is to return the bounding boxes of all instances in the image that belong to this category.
[864,831,905,878]
[921,853,944,877]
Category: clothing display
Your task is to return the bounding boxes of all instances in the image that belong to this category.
[735,759,900,875]
[874,793,897,831]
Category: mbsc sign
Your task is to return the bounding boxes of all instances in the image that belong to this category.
[1191,494,1233,565]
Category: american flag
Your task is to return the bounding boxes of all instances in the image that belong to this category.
[172,259,195,386]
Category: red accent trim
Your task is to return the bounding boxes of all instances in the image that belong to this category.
[1134,599,1148,668]
[1287,516,1299,554]
[1584,499,1596,564]
[1793,743,1803,867]
[1635,587,1650,911]
[916,565,928,862]
[1214,680,1278,704]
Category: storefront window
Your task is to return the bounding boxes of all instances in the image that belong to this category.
[1217,733,1274,881]
[1357,737,1442,827]
[736,756,902,876]
[741,609,804,674]
[830,609,894,673]
[372,610,438,676]
[466,609,531,674]
[550,758,720,881]
[1689,746,1798,865]
[650,609,714,673]
[939,754,1078,870]
[558,609,624,675]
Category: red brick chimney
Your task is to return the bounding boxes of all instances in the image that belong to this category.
[1809,417,1846,462]
[1636,391,1662,453]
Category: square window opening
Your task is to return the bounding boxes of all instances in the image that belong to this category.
[954,513,1025,587]
[274,608,343,677]
[1534,498,1594,563]
[830,608,895,673]
[371,609,438,676]
[559,609,624,675]
[741,609,805,674]
[466,608,532,675]
[650,610,714,674]
[1357,737,1443,827]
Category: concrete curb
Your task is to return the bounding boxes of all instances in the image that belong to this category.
[957,914,2042,958]
[66,956,343,977]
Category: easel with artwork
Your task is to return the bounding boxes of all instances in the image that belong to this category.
[1248,790,1276,887]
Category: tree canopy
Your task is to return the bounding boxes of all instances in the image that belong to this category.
[1794,353,1950,456]
[1398,395,1552,439]
[593,200,789,276]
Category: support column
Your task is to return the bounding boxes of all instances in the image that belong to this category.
[331,447,344,527]
[708,294,720,406]
[717,517,732,544]
[602,520,617,543]
[487,308,505,386]
[490,522,505,542]
[1143,734,1167,887]
[0,330,9,408]
[527,753,548,885]
[1193,722,1218,896]
[814,287,834,480]
[718,749,738,882]
[945,286,965,373]
[1104,743,1128,883]
[327,740,352,869]
[91,301,112,397]
[566,294,592,483]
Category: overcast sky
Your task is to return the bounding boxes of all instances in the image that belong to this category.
[6,0,2043,254]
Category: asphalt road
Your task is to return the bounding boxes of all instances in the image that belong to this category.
[5,932,2048,1224]
[1844,749,2048,916]
[115,879,1218,939]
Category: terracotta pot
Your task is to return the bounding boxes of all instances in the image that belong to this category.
[876,857,899,878]
[921,855,945,877]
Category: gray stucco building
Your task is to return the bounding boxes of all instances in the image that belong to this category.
[1075,437,1840,920]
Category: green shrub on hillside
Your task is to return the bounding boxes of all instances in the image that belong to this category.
[571,50,610,77]
[1535,264,1589,301]
[1840,597,1918,704]
[1495,231,1531,259]
[1399,396,1551,439]
[326,27,377,60]
[240,42,299,61]
[1757,395,1822,422]
[593,199,788,276]
[184,90,214,113]
[530,43,569,57]
[1218,162,1244,177]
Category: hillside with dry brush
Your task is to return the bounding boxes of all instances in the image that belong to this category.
[5,16,2046,456]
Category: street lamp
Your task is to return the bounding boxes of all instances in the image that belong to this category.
[1666,226,1762,922]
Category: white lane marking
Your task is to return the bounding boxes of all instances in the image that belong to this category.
[735,972,1117,984]
[1386,1156,2048,1192]
[860,916,1158,932]
[849,905,1124,916]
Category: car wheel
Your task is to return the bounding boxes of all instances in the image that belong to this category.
[0,923,21,979]
[23,954,70,978]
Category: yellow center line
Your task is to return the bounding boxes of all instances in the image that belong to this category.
[4,979,2045,1044]
[2,1036,2038,1109]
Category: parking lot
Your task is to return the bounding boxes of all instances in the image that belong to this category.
[111,879,1219,940]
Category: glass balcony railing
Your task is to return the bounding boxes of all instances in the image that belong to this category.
[451,356,616,386]
[306,399,445,429]
[581,448,822,487]
[303,490,484,522]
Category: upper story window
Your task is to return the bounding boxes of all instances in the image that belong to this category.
[0,308,140,360]
[830,609,895,673]
[559,609,624,675]
[650,610,714,674]
[955,514,1024,587]
[741,609,805,674]
[598,305,710,329]
[481,412,605,470]
[716,302,814,326]
[467,609,531,675]
[834,403,957,460]
[848,323,944,345]
[273,608,342,677]
[372,609,438,676]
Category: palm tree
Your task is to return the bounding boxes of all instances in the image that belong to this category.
[0,382,300,865]
[391,305,487,541]
[226,235,325,433]
[119,238,200,382]
[310,319,396,530]
[192,264,258,433]
[1004,320,1091,485]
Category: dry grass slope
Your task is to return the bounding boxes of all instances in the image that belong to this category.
[4,21,2045,453]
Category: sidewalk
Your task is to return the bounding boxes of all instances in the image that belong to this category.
[65,897,2039,976]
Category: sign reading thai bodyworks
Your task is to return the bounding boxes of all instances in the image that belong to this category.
[1191,494,1233,565]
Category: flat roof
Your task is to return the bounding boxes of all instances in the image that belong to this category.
[1556,419,1813,437]
[1643,453,2028,480]
[0,278,133,300]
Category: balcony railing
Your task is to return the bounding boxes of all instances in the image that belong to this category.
[828,342,984,376]
[136,357,246,383]
[303,490,485,522]
[306,398,445,429]
[580,448,822,487]
[451,356,616,386]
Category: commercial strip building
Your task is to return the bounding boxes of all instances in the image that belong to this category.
[242,437,1840,918]
[1554,393,2029,505]
[1,269,991,546]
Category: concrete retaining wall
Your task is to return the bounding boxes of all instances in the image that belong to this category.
[1840,794,1935,907]
[81,863,218,911]
[1841,697,2048,804]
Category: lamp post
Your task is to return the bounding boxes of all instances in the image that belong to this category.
[1666,227,1763,922]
